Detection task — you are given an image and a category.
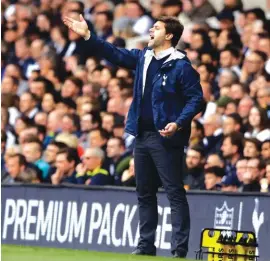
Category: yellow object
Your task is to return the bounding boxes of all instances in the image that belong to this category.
[196,228,258,261]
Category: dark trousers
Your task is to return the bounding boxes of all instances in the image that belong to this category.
[134,131,190,255]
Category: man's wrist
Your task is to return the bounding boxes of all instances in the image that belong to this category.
[175,122,182,131]
[84,30,91,40]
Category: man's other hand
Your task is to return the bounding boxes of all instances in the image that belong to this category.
[159,122,178,137]
[63,14,90,39]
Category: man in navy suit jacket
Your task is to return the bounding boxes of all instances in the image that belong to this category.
[64,15,203,258]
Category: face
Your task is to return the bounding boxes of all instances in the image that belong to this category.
[148,21,170,49]
[82,152,102,171]
[221,137,235,158]
[6,157,24,178]
[205,173,220,190]
[217,30,229,50]
[244,53,264,74]
[230,84,244,100]
[204,118,216,137]
[106,139,122,158]
[246,159,260,181]
[61,79,78,98]
[244,141,259,158]
[20,93,35,114]
[1,76,17,94]
[102,115,114,132]
[205,154,223,169]
[89,130,106,148]
[248,107,261,128]
[45,144,58,164]
[257,88,269,108]
[220,51,233,68]
[186,149,202,169]
[4,64,21,79]
[47,111,62,132]
[34,113,47,126]
[22,143,41,163]
[258,39,270,55]
[190,33,203,50]
[15,39,28,59]
[125,3,142,18]
[30,40,44,60]
[223,117,236,135]
[30,81,45,98]
[61,116,74,133]
[238,99,253,118]
[197,65,210,82]
[261,142,270,160]
[80,114,94,132]
[236,160,247,182]
[55,153,74,174]
[100,68,112,88]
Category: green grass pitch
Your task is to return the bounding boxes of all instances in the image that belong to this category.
[2,245,198,261]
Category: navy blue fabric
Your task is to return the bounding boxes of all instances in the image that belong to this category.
[134,132,190,255]
[86,34,203,147]
[139,55,169,132]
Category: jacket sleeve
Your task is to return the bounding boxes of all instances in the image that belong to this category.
[86,33,141,70]
[175,62,203,128]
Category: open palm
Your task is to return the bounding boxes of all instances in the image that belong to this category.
[63,14,89,38]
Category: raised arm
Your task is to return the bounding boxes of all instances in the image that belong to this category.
[63,14,140,70]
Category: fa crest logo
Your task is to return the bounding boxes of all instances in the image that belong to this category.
[214,201,234,229]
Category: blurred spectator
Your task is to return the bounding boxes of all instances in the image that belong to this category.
[221,132,243,177]
[261,139,270,160]
[19,92,39,119]
[222,113,242,135]
[22,138,50,181]
[205,153,224,169]
[243,138,261,159]
[51,148,79,184]
[244,106,270,142]
[3,153,39,184]
[184,145,205,190]
[76,148,110,185]
[204,166,225,190]
[203,114,223,155]
[236,158,247,184]
[182,0,216,23]
[106,137,131,184]
[241,158,264,192]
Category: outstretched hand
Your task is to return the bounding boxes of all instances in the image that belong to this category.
[63,14,89,39]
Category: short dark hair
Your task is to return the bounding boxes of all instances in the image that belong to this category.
[49,140,68,150]
[96,11,114,21]
[91,128,111,140]
[109,137,125,148]
[57,147,79,164]
[9,153,27,166]
[227,113,242,126]
[253,50,268,62]
[157,16,184,47]
[225,132,244,154]
[244,138,261,151]
[221,46,241,59]
[189,145,205,158]
[204,166,225,177]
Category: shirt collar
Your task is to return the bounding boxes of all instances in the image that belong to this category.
[151,47,175,60]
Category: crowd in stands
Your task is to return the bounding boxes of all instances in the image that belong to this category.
[1,0,270,192]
